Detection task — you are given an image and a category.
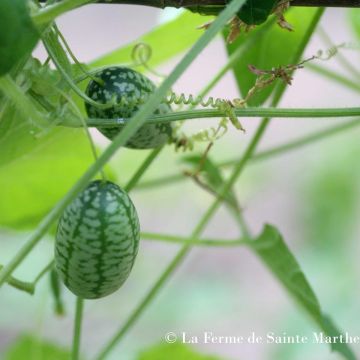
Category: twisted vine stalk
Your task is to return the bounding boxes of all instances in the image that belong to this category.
[36,0,360,8]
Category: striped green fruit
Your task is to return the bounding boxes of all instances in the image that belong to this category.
[85,66,173,149]
[55,180,140,299]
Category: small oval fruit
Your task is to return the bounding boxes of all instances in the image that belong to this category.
[55,180,140,299]
[85,66,173,149]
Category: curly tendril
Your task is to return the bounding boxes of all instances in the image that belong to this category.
[315,42,359,61]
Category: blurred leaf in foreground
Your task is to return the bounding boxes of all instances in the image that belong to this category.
[0,123,112,230]
[300,141,360,252]
[137,342,224,360]
[5,334,70,360]
[348,9,360,40]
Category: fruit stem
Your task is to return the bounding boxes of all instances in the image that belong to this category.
[72,297,84,360]
[141,232,250,246]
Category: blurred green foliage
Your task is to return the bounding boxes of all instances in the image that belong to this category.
[0,124,103,229]
[300,141,360,252]
[5,335,70,360]
[348,9,360,39]
[137,342,224,360]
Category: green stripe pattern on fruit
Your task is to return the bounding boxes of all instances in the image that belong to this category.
[85,67,173,149]
[55,180,140,299]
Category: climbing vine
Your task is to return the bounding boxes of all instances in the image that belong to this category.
[0,1,359,360]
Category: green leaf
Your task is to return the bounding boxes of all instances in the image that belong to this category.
[250,225,356,360]
[0,57,115,231]
[225,8,319,106]
[137,342,223,360]
[5,334,70,360]
[348,9,360,39]
[235,0,278,25]
[90,12,212,69]
[0,114,106,229]
[321,316,357,360]
[0,0,39,76]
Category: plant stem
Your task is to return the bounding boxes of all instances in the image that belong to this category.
[43,27,107,181]
[124,0,263,195]
[0,0,247,289]
[42,36,114,111]
[72,297,84,360]
[124,147,163,192]
[0,260,54,295]
[141,232,250,246]
[35,0,360,8]
[137,174,184,190]
[121,21,273,197]
[307,63,360,93]
[95,123,270,360]
[34,260,55,285]
[0,76,47,129]
[95,9,324,359]
[32,0,96,26]
[0,265,34,295]
[253,118,360,161]
[136,117,360,190]
[82,106,360,128]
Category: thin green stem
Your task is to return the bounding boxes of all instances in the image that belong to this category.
[124,147,163,192]
[95,9,324,359]
[72,297,84,360]
[141,232,249,246]
[135,117,360,190]
[123,25,274,195]
[0,260,54,295]
[57,87,107,181]
[307,63,360,93]
[95,120,271,360]
[253,118,360,161]
[32,0,96,26]
[0,76,47,129]
[42,35,115,111]
[55,25,103,85]
[137,174,183,190]
[42,27,107,181]
[34,260,54,285]
[50,269,66,316]
[81,106,360,128]
[0,0,246,289]
[0,265,34,295]
[124,2,264,197]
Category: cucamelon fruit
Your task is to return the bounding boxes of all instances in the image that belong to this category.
[55,180,140,299]
[85,66,173,149]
